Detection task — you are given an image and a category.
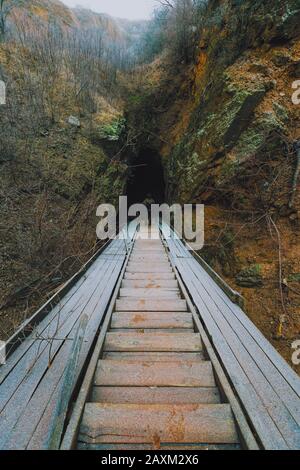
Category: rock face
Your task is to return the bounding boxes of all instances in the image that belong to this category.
[124,0,300,370]
[164,0,300,205]
[128,0,300,208]
[236,265,263,288]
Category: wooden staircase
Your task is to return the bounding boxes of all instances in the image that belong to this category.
[77,229,240,450]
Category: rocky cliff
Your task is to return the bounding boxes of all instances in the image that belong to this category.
[125,0,300,370]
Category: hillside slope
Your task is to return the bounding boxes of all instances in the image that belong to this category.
[0,0,130,338]
[125,0,300,370]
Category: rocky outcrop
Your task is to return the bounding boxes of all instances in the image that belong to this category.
[163,0,300,205]
[127,1,300,208]
[236,264,264,288]
[123,0,300,370]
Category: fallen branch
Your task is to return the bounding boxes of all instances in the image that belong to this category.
[288,140,300,209]
[268,215,288,337]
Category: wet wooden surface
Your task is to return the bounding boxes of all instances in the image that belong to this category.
[111,312,194,329]
[104,332,202,352]
[160,222,300,450]
[3,225,283,449]
[91,387,221,404]
[95,360,215,387]
[0,231,133,450]
[78,232,240,450]
[79,403,239,444]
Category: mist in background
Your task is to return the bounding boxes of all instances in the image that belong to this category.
[61,0,158,20]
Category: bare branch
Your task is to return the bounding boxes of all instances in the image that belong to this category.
[154,0,175,8]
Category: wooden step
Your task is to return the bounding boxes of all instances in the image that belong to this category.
[116,299,187,312]
[104,333,202,352]
[111,312,194,329]
[126,264,173,273]
[132,248,165,253]
[130,255,169,262]
[134,242,163,248]
[134,239,162,243]
[102,352,204,362]
[131,246,166,251]
[134,240,164,249]
[78,443,241,450]
[134,239,162,242]
[119,288,180,298]
[95,360,215,387]
[111,328,195,333]
[79,403,239,444]
[124,273,175,280]
[129,260,170,265]
[91,386,221,404]
[122,280,178,288]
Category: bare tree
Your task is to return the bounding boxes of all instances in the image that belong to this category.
[155,0,175,8]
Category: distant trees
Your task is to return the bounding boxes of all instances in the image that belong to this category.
[140,0,209,65]
[0,0,23,41]
[137,7,169,62]
[170,0,198,64]
[0,8,137,168]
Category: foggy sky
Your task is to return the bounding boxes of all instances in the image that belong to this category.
[61,0,158,20]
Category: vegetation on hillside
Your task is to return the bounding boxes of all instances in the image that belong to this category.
[0,0,300,372]
[0,0,132,337]
[123,0,300,370]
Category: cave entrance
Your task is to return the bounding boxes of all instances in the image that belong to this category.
[126,148,165,206]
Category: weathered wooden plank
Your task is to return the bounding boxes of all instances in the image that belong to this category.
[109,329,195,333]
[183,257,300,448]
[0,256,111,417]
[95,360,215,387]
[124,273,175,280]
[131,249,165,254]
[3,238,124,360]
[102,352,204,362]
[126,264,173,273]
[0,252,126,449]
[119,288,180,298]
[60,237,135,451]
[91,386,220,404]
[78,443,240,450]
[161,235,289,450]
[129,259,170,264]
[0,237,126,389]
[134,239,162,244]
[115,299,187,312]
[48,314,89,450]
[111,312,194,329]
[79,403,239,444]
[122,280,178,288]
[134,243,164,248]
[104,333,202,352]
[0,254,107,387]
[130,251,169,263]
[190,253,300,406]
[132,247,165,253]
[27,258,126,450]
[171,251,259,451]
[1,338,72,450]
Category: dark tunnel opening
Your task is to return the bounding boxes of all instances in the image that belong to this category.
[126,148,165,206]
